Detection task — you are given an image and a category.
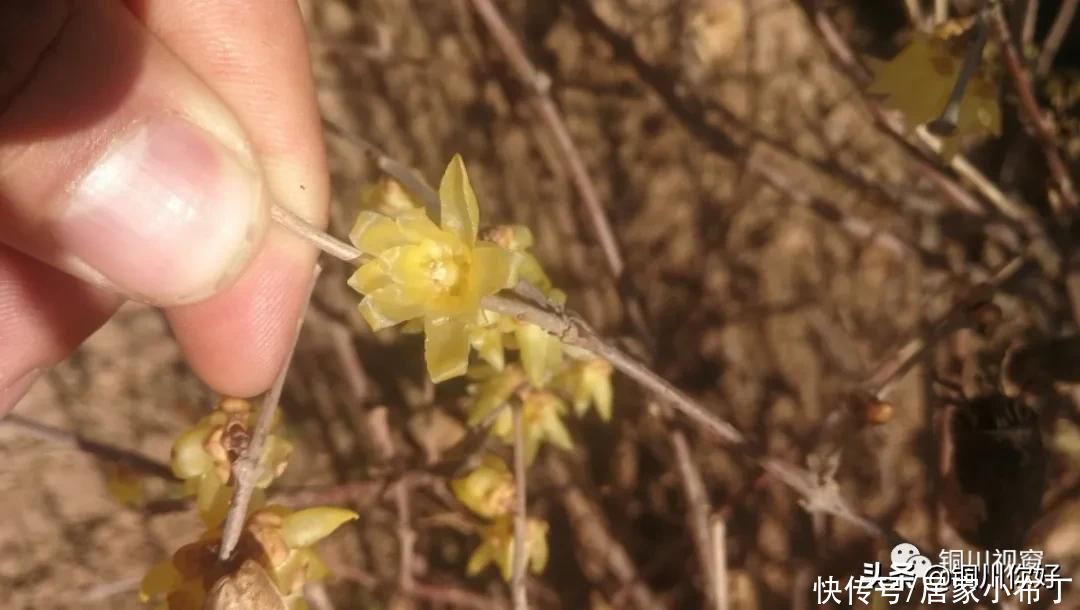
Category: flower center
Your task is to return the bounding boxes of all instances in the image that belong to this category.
[426,243,464,292]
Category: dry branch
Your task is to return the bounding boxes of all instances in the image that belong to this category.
[2,413,175,481]
[991,4,1080,213]
[269,209,904,545]
[218,264,322,561]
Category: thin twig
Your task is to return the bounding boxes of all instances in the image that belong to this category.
[2,414,176,481]
[511,404,529,610]
[468,0,623,277]
[468,0,655,346]
[927,1,990,136]
[1036,0,1078,77]
[934,0,948,25]
[546,457,667,610]
[992,4,1080,212]
[395,478,416,593]
[709,515,729,610]
[903,0,925,28]
[1021,0,1040,49]
[321,119,442,219]
[672,432,716,608]
[272,205,361,263]
[864,254,1026,398]
[218,264,322,561]
[336,564,504,610]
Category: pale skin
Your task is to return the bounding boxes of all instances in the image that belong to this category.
[0,0,330,414]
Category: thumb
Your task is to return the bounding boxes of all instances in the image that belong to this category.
[0,0,269,306]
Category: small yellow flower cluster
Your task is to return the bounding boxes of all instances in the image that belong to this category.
[350,157,615,457]
[140,398,356,610]
[169,397,292,525]
[450,455,549,581]
[866,28,1001,157]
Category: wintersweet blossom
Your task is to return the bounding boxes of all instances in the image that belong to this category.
[347,155,519,382]
[466,514,550,581]
[169,398,291,525]
[139,506,356,610]
[866,31,1000,157]
[451,454,516,519]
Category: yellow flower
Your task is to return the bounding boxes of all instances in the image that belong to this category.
[466,515,549,581]
[867,32,1000,156]
[451,454,516,519]
[358,175,423,216]
[466,364,526,426]
[554,357,614,421]
[139,505,355,610]
[492,389,574,463]
[347,155,519,382]
[169,398,292,526]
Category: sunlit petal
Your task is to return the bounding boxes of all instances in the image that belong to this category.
[471,244,518,297]
[358,286,425,330]
[347,259,390,295]
[281,507,358,550]
[438,154,480,244]
[424,316,471,382]
[349,211,408,254]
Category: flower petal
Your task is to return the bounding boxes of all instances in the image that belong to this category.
[347,260,390,295]
[282,507,358,549]
[358,286,425,330]
[471,244,518,297]
[424,315,471,382]
[438,154,480,244]
[349,211,408,254]
[515,323,562,386]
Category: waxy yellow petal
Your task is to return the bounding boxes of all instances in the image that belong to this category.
[424,316,471,382]
[349,211,408,254]
[471,244,518,297]
[281,507,358,549]
[170,427,213,479]
[438,154,480,244]
[347,259,390,295]
[515,323,563,386]
[358,286,425,330]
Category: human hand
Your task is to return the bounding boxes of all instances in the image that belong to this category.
[0,0,329,413]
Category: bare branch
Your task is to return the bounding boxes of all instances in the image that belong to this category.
[992,4,1080,212]
[709,515,729,610]
[468,0,624,278]
[1036,0,1078,77]
[1,413,175,481]
[927,1,990,136]
[321,119,442,219]
[218,264,322,562]
[672,432,716,607]
[511,404,529,610]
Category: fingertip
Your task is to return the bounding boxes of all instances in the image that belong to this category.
[166,227,317,397]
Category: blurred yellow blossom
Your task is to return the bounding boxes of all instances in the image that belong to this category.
[555,358,614,421]
[492,389,573,463]
[140,505,354,610]
[169,398,292,526]
[358,175,423,216]
[867,31,1000,157]
[466,514,549,581]
[347,155,520,382]
[451,454,516,519]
